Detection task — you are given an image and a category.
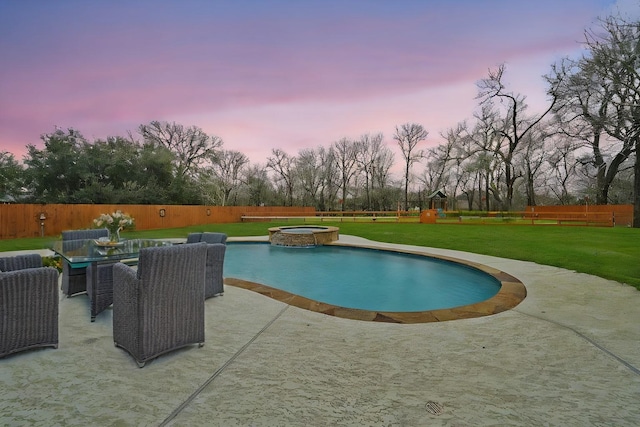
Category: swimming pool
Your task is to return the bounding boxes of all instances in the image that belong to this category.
[224,242,502,313]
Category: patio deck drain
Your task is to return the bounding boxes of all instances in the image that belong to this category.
[425,401,444,416]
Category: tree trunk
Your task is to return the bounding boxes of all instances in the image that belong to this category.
[526,164,536,207]
[504,164,513,211]
[484,175,490,211]
[404,165,410,211]
[634,138,640,228]
[477,176,482,210]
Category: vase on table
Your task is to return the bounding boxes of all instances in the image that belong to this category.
[109,228,121,243]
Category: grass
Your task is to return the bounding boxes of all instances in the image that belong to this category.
[2,221,639,290]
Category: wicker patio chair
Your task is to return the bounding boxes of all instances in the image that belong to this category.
[185,232,202,244]
[186,232,227,244]
[86,259,138,322]
[86,263,114,322]
[0,254,59,358]
[0,253,42,271]
[201,232,227,244]
[61,228,108,296]
[112,243,208,367]
[186,233,227,298]
[204,243,226,299]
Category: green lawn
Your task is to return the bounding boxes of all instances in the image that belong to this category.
[2,222,639,290]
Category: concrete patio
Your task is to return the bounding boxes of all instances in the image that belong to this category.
[1,235,639,426]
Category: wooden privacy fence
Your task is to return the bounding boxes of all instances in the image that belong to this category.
[0,204,315,239]
[241,210,421,223]
[525,204,633,227]
[426,205,633,227]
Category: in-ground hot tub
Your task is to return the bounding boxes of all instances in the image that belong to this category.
[269,225,339,247]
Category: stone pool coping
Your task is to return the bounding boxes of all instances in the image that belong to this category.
[224,238,526,324]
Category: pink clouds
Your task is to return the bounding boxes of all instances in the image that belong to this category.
[0,0,618,167]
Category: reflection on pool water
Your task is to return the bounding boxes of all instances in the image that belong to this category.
[224,243,501,312]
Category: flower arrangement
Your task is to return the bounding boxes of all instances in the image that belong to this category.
[42,255,63,273]
[93,210,135,241]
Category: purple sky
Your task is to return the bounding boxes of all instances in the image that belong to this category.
[0,0,632,170]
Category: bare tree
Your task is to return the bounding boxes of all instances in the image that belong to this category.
[355,132,385,210]
[266,148,295,206]
[370,142,395,210]
[317,145,339,211]
[548,58,632,205]
[444,107,506,211]
[371,146,394,190]
[580,16,639,224]
[295,148,323,208]
[478,64,559,210]
[394,123,428,210]
[208,149,249,206]
[518,125,549,206]
[420,131,458,208]
[432,122,476,210]
[242,164,273,206]
[545,135,580,204]
[139,121,222,178]
[332,138,358,211]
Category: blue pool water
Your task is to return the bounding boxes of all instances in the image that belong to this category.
[224,243,501,312]
[280,226,327,233]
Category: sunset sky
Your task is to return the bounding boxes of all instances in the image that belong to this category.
[1,0,636,172]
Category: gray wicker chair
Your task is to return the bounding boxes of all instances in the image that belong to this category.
[0,254,59,358]
[86,263,114,322]
[86,259,138,322]
[186,232,227,244]
[0,253,42,271]
[112,243,208,367]
[186,233,227,298]
[61,228,108,296]
[204,243,226,299]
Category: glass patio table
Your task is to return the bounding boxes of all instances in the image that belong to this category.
[52,239,174,321]
[52,238,173,268]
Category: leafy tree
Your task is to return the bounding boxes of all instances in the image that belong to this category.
[23,128,88,203]
[0,152,24,202]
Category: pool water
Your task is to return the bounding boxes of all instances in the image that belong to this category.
[224,243,501,312]
[280,226,327,233]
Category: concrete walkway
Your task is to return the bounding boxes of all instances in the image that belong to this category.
[1,235,639,426]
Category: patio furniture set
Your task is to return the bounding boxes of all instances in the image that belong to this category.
[0,231,227,368]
